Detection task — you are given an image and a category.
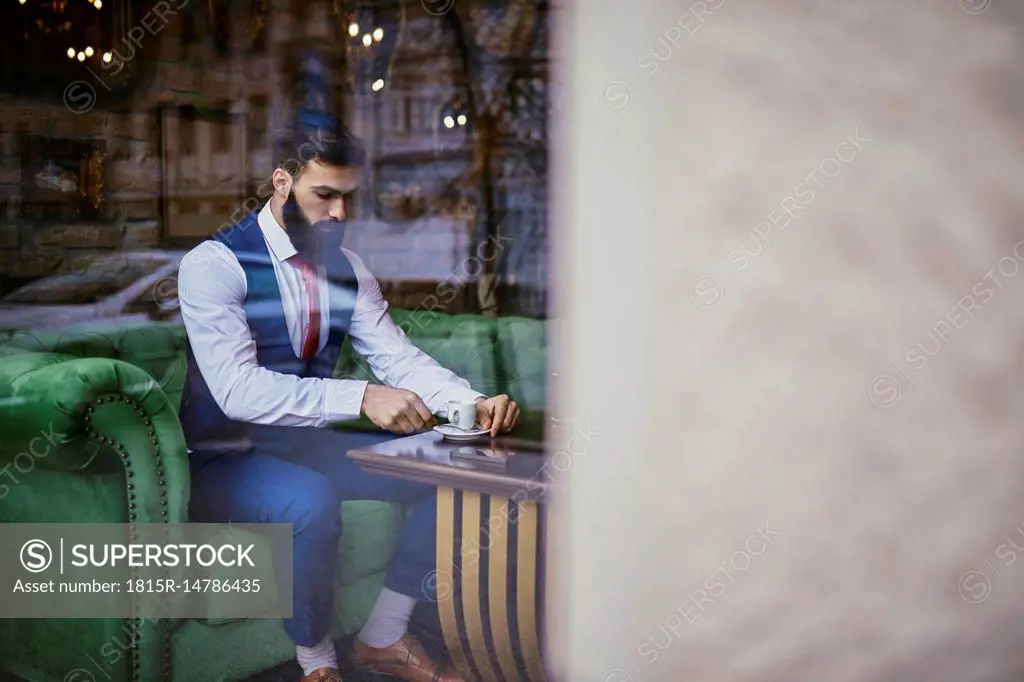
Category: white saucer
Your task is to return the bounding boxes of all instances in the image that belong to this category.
[433,424,489,442]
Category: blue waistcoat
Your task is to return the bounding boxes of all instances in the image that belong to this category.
[178,210,358,449]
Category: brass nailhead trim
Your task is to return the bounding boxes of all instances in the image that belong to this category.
[101,398,173,680]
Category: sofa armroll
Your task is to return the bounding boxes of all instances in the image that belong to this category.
[0,353,189,524]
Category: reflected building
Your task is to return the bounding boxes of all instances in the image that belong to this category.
[0,0,549,318]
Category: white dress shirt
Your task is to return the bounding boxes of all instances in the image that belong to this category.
[177,201,485,429]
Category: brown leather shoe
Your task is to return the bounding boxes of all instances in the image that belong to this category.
[352,633,463,682]
[300,667,343,682]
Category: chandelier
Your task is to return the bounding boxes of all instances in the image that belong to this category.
[15,0,113,64]
[341,1,398,95]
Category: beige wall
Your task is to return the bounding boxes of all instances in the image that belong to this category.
[547,1,1024,680]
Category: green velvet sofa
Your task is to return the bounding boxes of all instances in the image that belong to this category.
[0,308,547,682]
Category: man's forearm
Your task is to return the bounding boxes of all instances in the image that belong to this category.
[210,366,368,427]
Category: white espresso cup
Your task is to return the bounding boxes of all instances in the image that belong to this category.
[446,399,478,431]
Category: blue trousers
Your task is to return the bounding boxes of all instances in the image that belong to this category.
[188,425,438,647]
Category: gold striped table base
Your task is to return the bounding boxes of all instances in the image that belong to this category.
[436,487,548,682]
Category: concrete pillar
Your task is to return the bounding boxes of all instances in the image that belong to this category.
[546,1,1024,680]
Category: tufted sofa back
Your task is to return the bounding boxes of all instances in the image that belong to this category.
[0,322,190,410]
[0,311,548,421]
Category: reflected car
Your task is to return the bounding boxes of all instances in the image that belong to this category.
[0,249,360,336]
[0,251,185,332]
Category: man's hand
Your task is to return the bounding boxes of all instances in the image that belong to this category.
[475,394,520,437]
[361,385,437,434]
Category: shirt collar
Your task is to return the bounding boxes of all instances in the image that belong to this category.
[257,201,299,263]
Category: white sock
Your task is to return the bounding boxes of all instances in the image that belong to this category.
[357,587,417,648]
[296,635,338,676]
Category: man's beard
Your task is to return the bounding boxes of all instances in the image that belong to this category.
[282,191,345,265]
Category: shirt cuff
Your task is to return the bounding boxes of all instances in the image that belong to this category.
[325,379,369,422]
